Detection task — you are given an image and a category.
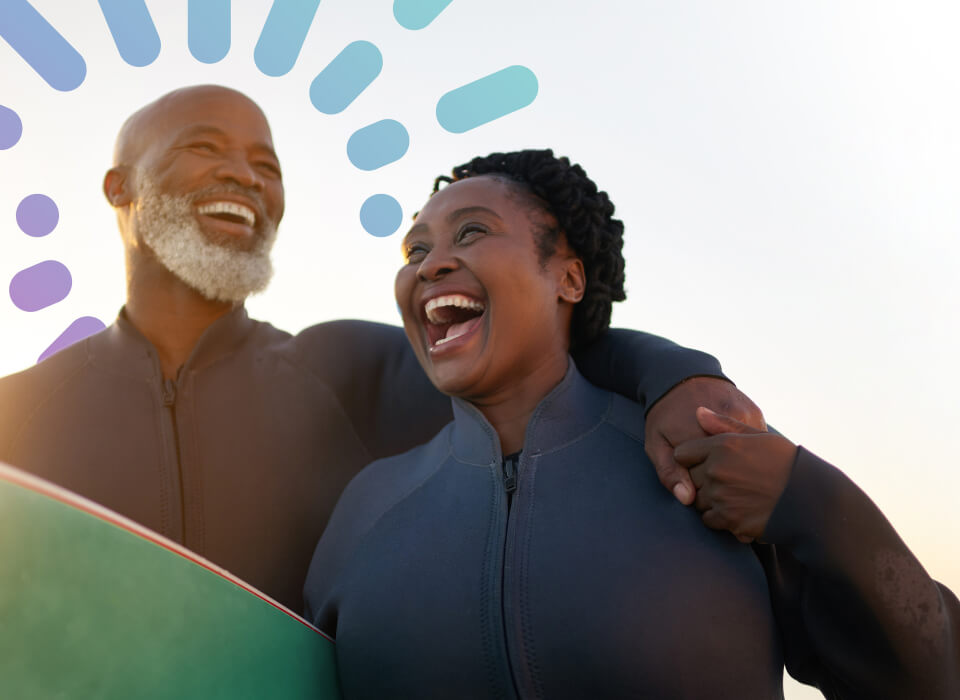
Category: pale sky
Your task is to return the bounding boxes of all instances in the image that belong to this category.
[2,3,958,697]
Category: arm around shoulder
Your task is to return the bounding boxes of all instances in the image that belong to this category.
[758,448,960,699]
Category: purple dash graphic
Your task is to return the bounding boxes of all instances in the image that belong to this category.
[188,0,231,64]
[9,261,72,312]
[0,0,87,91]
[38,317,107,363]
[8,193,105,360]
[17,194,59,237]
[0,105,23,149]
[97,0,161,67]
[255,0,322,77]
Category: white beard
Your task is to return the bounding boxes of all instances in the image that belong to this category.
[133,173,278,303]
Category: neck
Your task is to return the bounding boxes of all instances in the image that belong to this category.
[125,253,237,379]
[470,351,570,455]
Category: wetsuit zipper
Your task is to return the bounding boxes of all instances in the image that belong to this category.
[161,377,186,539]
[500,452,523,698]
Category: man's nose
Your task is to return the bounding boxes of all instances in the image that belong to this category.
[417,247,459,281]
[214,151,263,190]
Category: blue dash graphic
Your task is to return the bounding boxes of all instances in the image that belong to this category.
[0,0,86,91]
[255,0,322,76]
[310,41,382,115]
[393,0,454,30]
[97,0,160,67]
[188,0,231,64]
[347,120,409,171]
[360,195,403,237]
[436,65,538,133]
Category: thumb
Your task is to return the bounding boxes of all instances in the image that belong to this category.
[696,406,765,436]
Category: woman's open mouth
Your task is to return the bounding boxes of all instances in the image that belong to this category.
[423,294,486,353]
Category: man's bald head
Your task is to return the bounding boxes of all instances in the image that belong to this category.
[113,85,271,168]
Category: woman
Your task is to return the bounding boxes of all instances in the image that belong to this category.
[304,150,959,699]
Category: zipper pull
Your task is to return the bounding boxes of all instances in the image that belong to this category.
[503,454,518,494]
[162,378,176,406]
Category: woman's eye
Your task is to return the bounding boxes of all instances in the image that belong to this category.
[456,225,486,243]
[404,245,428,263]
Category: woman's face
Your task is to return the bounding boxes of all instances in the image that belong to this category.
[395,176,584,400]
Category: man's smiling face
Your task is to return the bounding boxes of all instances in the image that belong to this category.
[131,86,284,250]
[117,86,286,302]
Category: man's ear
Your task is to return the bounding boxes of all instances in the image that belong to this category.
[558,256,586,304]
[103,166,133,207]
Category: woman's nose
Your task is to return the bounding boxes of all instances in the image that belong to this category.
[417,247,459,282]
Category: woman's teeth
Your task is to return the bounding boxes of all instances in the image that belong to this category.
[423,294,486,348]
[425,294,485,324]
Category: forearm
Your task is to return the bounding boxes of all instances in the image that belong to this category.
[572,327,728,412]
[759,448,960,699]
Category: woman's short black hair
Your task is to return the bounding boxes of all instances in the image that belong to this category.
[434,149,626,348]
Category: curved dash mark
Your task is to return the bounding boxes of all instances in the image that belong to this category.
[255,0,322,77]
[0,0,86,91]
[97,0,161,67]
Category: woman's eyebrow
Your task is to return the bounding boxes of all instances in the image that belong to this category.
[403,205,502,242]
[446,206,501,222]
[403,224,427,241]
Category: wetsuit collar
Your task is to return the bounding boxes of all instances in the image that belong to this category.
[90,305,257,379]
[449,358,611,465]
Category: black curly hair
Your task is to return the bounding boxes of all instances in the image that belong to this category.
[433,149,626,348]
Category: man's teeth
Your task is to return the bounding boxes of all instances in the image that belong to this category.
[197,201,256,227]
[424,294,485,324]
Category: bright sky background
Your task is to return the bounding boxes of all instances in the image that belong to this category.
[2,3,958,696]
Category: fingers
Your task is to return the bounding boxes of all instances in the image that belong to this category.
[711,385,767,432]
[672,435,716,468]
[697,494,755,543]
[695,406,765,437]
[645,432,697,506]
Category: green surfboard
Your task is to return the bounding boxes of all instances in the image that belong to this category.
[0,463,340,699]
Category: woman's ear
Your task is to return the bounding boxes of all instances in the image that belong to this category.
[558,256,586,304]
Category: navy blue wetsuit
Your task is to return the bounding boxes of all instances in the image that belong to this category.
[305,363,960,699]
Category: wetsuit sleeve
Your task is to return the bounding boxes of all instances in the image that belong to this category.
[754,448,960,700]
[572,327,729,413]
[297,320,452,460]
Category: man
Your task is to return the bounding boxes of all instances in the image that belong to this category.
[0,85,760,612]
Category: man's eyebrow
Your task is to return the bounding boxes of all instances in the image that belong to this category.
[175,124,227,141]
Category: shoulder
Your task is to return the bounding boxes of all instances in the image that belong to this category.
[338,427,452,520]
[0,335,94,403]
[294,319,405,348]
[281,319,407,372]
[602,390,648,444]
[0,337,95,451]
[325,425,453,539]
